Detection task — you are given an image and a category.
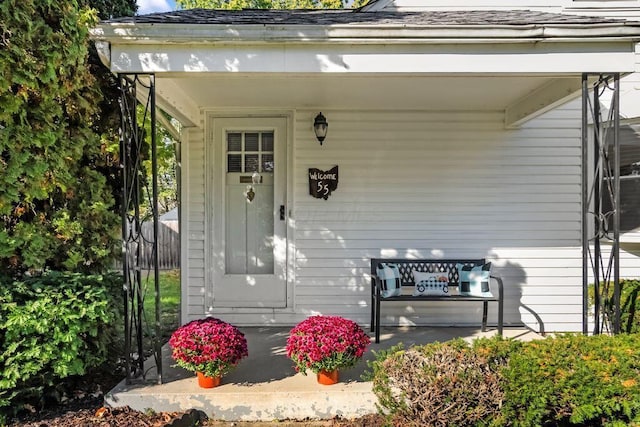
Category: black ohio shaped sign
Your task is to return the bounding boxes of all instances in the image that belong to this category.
[309,166,338,200]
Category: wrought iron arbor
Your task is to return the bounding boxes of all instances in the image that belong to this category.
[119,74,163,384]
[582,73,621,335]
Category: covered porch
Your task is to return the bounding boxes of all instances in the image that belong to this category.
[90,8,640,386]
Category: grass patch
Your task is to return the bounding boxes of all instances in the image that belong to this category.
[141,269,181,340]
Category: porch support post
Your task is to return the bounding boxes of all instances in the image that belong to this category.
[150,74,163,383]
[118,73,163,384]
[581,74,589,335]
[581,73,621,335]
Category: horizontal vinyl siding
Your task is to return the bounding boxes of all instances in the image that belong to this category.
[620,247,640,278]
[184,126,207,322]
[293,106,583,332]
[594,244,640,279]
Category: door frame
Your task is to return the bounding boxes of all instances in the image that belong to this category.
[204,111,295,313]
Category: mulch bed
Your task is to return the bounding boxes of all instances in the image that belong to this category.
[10,402,185,427]
[9,399,386,427]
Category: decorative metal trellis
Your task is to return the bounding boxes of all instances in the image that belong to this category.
[119,74,163,384]
[582,73,621,335]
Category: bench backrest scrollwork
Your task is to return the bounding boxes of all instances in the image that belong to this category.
[370,258,486,286]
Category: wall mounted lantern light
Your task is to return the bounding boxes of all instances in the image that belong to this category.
[313,112,328,145]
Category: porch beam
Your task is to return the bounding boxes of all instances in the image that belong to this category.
[133,89,182,140]
[156,110,181,141]
[504,77,582,128]
[136,79,198,127]
[107,42,637,75]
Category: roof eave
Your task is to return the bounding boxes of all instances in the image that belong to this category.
[90,22,640,44]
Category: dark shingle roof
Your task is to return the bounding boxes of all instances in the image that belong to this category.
[104,9,629,26]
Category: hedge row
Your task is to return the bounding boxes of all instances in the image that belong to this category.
[594,279,640,334]
[0,272,121,423]
[370,334,640,427]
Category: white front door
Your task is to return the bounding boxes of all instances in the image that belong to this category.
[211,117,287,308]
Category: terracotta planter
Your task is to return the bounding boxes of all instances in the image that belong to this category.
[317,369,339,385]
[197,372,221,388]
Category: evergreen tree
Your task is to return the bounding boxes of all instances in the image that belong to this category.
[89,0,179,221]
[91,0,137,19]
[86,0,137,219]
[0,0,120,276]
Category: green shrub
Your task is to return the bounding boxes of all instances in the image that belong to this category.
[0,272,121,422]
[590,279,640,334]
[370,338,518,427]
[0,0,120,278]
[619,279,640,333]
[370,334,640,427]
[501,333,640,427]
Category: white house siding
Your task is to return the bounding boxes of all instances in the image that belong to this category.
[292,105,584,333]
[181,102,585,332]
[181,126,208,322]
[621,247,640,278]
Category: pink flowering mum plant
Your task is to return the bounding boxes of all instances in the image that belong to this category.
[169,317,248,378]
[286,315,371,374]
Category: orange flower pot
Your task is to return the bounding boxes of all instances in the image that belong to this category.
[197,372,221,388]
[317,370,339,385]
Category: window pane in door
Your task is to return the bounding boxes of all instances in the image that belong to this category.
[245,154,259,172]
[228,154,242,172]
[262,154,274,172]
[227,133,242,151]
[262,132,274,151]
[245,133,259,151]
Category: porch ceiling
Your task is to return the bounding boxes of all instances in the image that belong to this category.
[93,9,640,128]
[153,73,581,128]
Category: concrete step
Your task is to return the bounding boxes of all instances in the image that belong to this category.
[105,326,535,421]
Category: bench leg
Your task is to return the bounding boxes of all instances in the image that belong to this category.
[375,295,381,344]
[482,301,488,332]
[370,293,375,333]
[498,296,504,336]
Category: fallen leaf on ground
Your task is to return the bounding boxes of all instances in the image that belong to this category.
[95,407,110,418]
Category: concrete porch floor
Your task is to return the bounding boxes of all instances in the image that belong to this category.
[105,326,540,422]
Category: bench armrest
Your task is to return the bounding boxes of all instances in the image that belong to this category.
[490,274,504,299]
[490,274,504,335]
[371,274,383,296]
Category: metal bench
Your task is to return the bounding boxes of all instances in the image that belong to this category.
[370,258,504,343]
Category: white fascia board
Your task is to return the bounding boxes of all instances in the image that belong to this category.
[156,111,182,140]
[91,22,640,44]
[107,41,637,74]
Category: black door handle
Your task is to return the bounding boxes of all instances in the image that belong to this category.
[280,205,285,221]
